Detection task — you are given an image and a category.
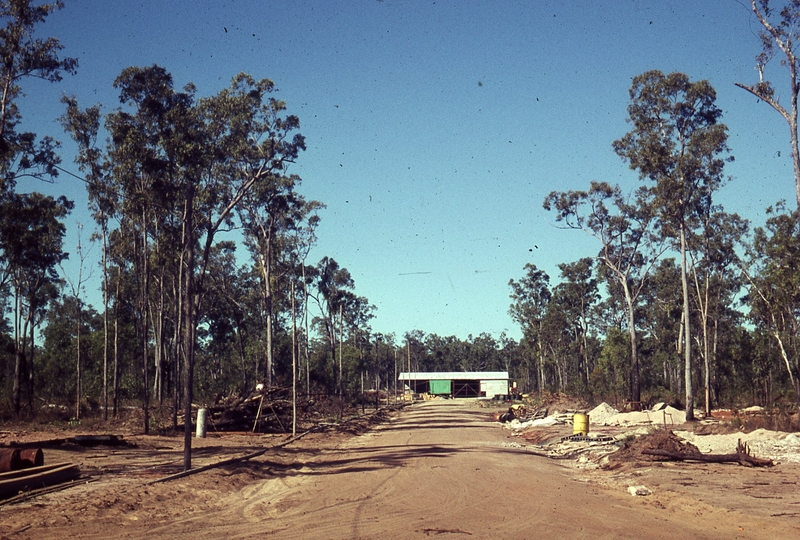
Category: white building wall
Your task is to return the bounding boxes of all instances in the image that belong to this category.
[480,379,508,398]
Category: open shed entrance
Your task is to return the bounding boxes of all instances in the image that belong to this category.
[452,380,481,398]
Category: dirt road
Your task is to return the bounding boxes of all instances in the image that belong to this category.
[2,400,798,539]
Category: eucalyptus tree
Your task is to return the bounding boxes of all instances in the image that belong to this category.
[743,204,800,403]
[613,70,731,420]
[337,291,374,395]
[0,191,72,415]
[238,172,322,388]
[0,0,76,412]
[64,68,307,470]
[735,0,800,211]
[497,333,523,384]
[688,211,749,414]
[544,182,665,403]
[552,258,600,386]
[63,72,193,425]
[110,66,198,435]
[174,73,306,456]
[37,291,100,403]
[539,302,573,391]
[508,263,551,393]
[60,99,118,419]
[424,333,461,372]
[308,256,356,393]
[640,258,684,393]
[0,0,76,196]
[60,223,94,419]
[203,242,262,394]
[369,332,398,398]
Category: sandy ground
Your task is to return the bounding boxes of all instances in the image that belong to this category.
[1,400,799,539]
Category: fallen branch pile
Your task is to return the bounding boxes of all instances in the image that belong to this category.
[181,389,329,434]
[642,439,774,467]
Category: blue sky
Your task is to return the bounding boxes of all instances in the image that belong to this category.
[13,0,797,341]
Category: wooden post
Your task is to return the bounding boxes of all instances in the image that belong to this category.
[252,395,264,433]
[196,408,207,438]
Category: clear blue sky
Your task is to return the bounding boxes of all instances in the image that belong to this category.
[14,0,797,342]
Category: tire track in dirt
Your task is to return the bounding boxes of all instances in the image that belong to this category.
[42,401,800,540]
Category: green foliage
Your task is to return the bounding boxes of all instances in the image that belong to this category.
[591,327,630,404]
[0,0,77,192]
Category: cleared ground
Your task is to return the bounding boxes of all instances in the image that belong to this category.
[1,400,798,539]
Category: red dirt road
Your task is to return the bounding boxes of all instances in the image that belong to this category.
[2,400,797,539]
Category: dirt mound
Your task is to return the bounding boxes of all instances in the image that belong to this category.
[532,392,589,412]
[604,430,700,469]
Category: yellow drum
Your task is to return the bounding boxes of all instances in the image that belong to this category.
[573,413,589,436]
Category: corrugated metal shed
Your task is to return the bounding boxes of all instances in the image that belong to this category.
[398,372,508,381]
[398,372,509,398]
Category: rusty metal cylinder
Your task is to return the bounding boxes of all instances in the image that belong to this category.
[0,448,21,473]
[19,448,44,468]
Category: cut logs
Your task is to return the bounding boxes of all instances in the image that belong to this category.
[0,463,80,499]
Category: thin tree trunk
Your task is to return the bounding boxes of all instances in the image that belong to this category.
[141,214,150,435]
[76,303,82,421]
[302,264,310,395]
[681,226,694,421]
[173,248,184,431]
[261,249,273,387]
[291,280,297,437]
[27,316,35,412]
[622,280,640,403]
[113,269,120,418]
[338,304,343,396]
[102,225,109,421]
[12,286,21,417]
[183,186,196,471]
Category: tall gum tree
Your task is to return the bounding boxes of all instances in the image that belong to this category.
[613,70,732,421]
[508,263,552,393]
[63,68,307,470]
[544,182,665,403]
[735,0,800,212]
[688,211,749,415]
[0,191,72,415]
[553,258,600,387]
[238,173,322,388]
[0,0,77,194]
[0,0,76,414]
[743,203,800,404]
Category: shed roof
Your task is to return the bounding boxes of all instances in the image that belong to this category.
[398,371,508,381]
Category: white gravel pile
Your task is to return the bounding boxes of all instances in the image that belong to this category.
[587,402,619,424]
[602,405,687,426]
[674,429,800,463]
[503,416,559,430]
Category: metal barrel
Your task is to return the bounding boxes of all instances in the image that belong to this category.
[573,413,589,436]
[19,448,44,468]
[0,448,21,473]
